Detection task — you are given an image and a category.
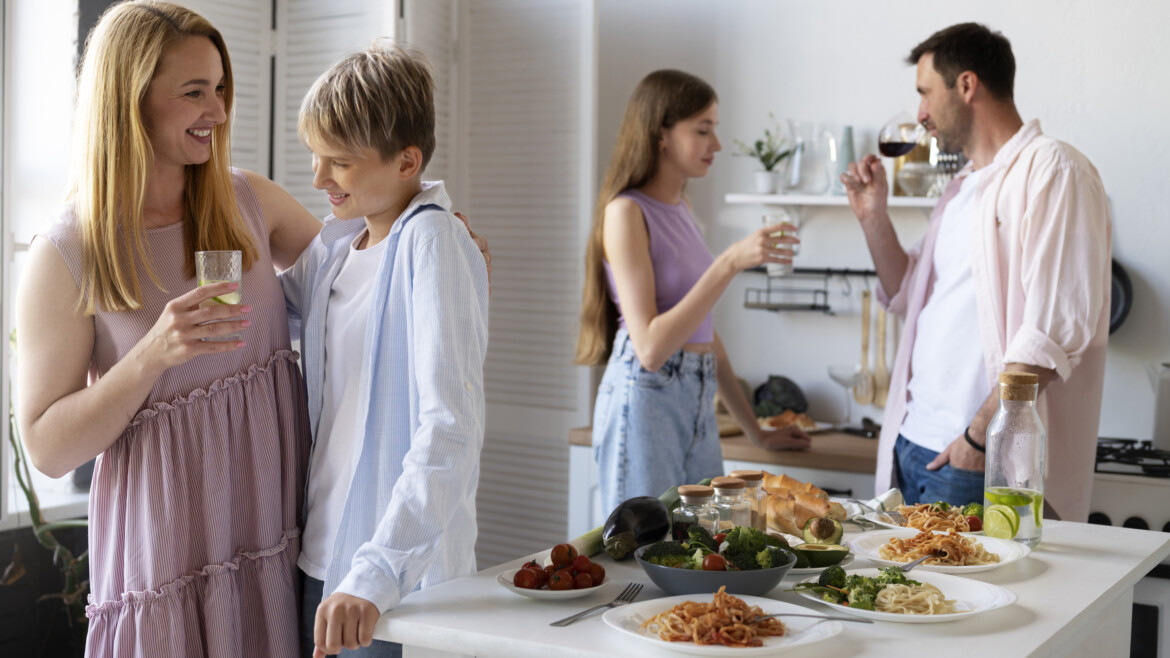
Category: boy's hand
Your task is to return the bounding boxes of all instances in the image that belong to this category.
[455,211,492,294]
[313,592,380,657]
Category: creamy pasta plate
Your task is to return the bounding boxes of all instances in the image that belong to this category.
[796,568,1016,623]
[846,529,1030,574]
[603,594,842,655]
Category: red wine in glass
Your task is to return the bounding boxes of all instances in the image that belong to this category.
[878,141,917,157]
[878,112,925,158]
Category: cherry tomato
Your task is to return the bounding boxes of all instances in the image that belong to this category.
[702,554,727,571]
[714,533,727,543]
[522,559,542,572]
[550,543,579,568]
[572,555,592,573]
[548,568,575,590]
[589,563,606,584]
[966,515,983,532]
[523,564,549,588]
[543,564,558,579]
[513,568,539,589]
[573,572,593,589]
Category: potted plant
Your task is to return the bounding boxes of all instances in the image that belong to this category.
[734,114,794,194]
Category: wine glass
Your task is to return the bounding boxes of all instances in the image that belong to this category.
[878,111,926,158]
[828,365,863,427]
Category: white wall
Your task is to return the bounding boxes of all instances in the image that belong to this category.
[598,0,1170,441]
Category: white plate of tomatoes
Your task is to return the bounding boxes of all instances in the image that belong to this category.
[496,544,609,600]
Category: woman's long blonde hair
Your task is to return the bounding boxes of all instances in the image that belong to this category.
[574,70,717,365]
[70,0,257,314]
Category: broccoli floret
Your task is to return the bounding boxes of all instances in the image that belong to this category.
[724,526,768,555]
[641,541,692,567]
[874,566,920,587]
[962,503,984,519]
[723,547,761,571]
[756,546,792,570]
[847,586,877,610]
[929,501,951,512]
[817,565,847,589]
[686,525,719,552]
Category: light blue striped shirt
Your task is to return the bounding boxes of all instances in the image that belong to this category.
[281,181,489,612]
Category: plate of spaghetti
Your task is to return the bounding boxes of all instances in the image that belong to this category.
[795,568,1016,623]
[847,529,1029,573]
[602,587,842,655]
[859,502,982,534]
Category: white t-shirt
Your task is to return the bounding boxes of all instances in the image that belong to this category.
[900,168,991,454]
[298,230,387,579]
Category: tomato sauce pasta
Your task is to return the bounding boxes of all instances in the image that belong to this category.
[640,586,786,647]
[879,529,1001,566]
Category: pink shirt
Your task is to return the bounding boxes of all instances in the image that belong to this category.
[875,120,1111,522]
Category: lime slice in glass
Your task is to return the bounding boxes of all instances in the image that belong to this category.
[983,509,1016,540]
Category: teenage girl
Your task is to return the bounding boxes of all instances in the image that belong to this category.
[576,69,811,517]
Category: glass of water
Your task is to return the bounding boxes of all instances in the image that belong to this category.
[195,250,242,341]
[762,210,800,277]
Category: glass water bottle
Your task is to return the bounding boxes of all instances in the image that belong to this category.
[672,485,718,541]
[710,476,751,532]
[983,371,1046,548]
[728,469,768,532]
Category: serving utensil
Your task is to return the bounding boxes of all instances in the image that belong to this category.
[853,290,875,405]
[549,582,643,627]
[873,308,890,407]
[750,612,874,624]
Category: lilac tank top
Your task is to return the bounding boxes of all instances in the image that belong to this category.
[604,189,715,343]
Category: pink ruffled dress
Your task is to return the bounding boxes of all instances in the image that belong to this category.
[40,170,311,657]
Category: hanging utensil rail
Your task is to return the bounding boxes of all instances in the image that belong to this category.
[743,267,877,315]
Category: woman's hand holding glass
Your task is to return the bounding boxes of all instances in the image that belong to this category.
[725,221,801,273]
[140,282,251,370]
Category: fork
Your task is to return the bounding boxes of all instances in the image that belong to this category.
[900,553,938,572]
[549,582,643,627]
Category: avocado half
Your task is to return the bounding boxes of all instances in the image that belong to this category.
[802,517,844,545]
[793,543,850,567]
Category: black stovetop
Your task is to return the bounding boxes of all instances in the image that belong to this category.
[1096,438,1170,478]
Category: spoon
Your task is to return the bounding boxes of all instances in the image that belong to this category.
[900,553,937,572]
[751,612,874,624]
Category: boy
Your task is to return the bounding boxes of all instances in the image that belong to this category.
[281,42,490,657]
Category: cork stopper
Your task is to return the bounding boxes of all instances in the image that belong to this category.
[711,476,746,490]
[999,371,1039,401]
[677,484,715,499]
[728,469,765,482]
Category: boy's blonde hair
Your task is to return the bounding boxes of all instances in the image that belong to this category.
[299,40,435,167]
[71,0,257,314]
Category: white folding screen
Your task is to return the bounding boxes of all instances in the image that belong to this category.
[273,0,397,220]
[458,0,596,568]
[181,0,273,175]
[403,0,456,193]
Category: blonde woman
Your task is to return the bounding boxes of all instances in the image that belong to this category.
[577,70,811,518]
[16,2,318,654]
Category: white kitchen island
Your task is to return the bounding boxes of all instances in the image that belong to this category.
[372,520,1170,657]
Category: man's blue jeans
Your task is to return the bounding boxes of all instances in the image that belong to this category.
[893,434,985,507]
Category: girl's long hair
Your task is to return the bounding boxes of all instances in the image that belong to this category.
[574,70,716,365]
[70,0,257,314]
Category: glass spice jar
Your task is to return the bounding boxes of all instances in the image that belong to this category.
[671,484,718,541]
[728,470,768,532]
[710,476,751,532]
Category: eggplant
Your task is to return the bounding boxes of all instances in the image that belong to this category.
[601,496,670,560]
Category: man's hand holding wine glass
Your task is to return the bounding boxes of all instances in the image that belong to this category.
[840,154,889,226]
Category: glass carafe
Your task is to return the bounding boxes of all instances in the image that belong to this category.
[784,120,837,195]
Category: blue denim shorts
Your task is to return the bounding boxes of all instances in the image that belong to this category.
[301,571,401,658]
[893,434,985,507]
[592,328,724,517]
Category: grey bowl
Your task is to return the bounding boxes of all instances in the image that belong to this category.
[634,545,796,596]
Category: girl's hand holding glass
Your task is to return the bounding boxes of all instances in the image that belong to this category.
[142,282,250,370]
[725,222,800,272]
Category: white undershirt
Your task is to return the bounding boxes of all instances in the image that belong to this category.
[900,168,991,454]
[298,230,386,579]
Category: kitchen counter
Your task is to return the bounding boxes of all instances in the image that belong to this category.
[373,520,1170,657]
[568,425,879,474]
